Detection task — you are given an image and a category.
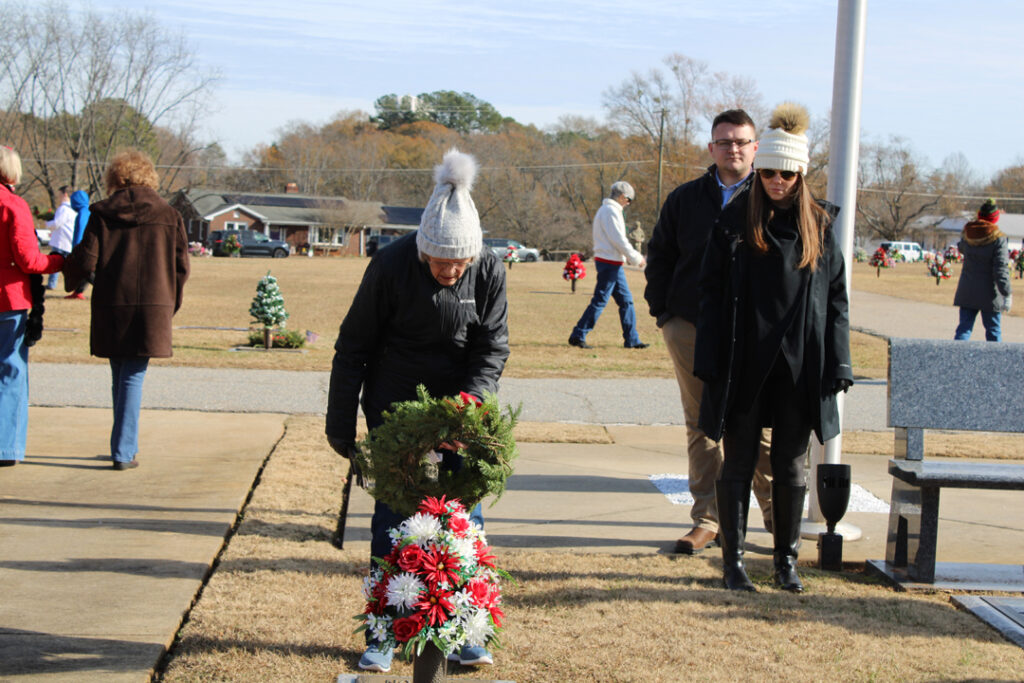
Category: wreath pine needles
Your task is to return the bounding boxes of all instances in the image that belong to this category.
[353,385,520,517]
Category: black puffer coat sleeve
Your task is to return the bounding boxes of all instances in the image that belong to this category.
[462,256,510,399]
[325,256,390,443]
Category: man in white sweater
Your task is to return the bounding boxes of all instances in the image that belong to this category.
[569,181,648,349]
[44,185,76,290]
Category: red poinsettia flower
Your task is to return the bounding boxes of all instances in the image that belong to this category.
[474,540,497,568]
[414,585,455,626]
[393,613,426,642]
[396,543,427,572]
[420,546,461,588]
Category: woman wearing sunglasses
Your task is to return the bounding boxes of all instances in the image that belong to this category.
[694,103,852,593]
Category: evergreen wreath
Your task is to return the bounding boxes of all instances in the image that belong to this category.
[353,386,519,517]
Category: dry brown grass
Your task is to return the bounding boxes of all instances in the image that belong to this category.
[34,257,892,379]
[158,416,1024,682]
[850,260,1023,316]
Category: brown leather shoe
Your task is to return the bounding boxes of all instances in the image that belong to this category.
[673,527,718,555]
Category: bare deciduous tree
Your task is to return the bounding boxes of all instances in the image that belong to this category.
[856,137,941,242]
[0,1,217,202]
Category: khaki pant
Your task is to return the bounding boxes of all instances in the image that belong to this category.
[662,316,772,533]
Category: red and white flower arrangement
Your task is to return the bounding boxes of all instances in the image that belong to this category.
[503,245,520,264]
[563,253,587,292]
[357,496,509,659]
[927,255,953,284]
[868,247,895,276]
[943,245,962,263]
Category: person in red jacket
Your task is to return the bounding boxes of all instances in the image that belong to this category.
[0,145,65,467]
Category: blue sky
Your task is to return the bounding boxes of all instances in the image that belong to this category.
[81,1,1022,180]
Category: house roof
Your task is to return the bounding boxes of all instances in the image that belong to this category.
[176,188,391,227]
[924,212,1024,241]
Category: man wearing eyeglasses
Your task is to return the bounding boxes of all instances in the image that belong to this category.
[644,109,774,555]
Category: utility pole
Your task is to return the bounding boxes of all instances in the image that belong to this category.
[656,108,666,215]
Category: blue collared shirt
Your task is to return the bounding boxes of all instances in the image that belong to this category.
[716,170,752,208]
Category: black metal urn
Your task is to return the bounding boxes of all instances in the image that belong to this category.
[816,463,852,570]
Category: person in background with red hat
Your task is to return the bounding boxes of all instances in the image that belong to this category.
[952,198,1012,342]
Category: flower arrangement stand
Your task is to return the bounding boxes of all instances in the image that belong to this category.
[263,327,272,349]
[413,643,447,682]
[571,279,577,293]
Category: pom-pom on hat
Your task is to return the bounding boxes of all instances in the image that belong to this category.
[755,102,811,174]
[978,198,1001,224]
[417,149,482,260]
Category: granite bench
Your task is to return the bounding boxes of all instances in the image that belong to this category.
[866,338,1024,589]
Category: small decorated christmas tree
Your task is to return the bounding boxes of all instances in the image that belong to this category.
[250,272,289,348]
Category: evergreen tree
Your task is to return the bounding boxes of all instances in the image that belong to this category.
[249,272,289,330]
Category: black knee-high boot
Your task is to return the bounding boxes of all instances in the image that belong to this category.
[772,483,806,593]
[716,480,756,592]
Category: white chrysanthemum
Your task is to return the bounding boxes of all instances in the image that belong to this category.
[462,608,495,646]
[366,613,392,642]
[400,513,443,546]
[449,535,477,568]
[385,572,425,610]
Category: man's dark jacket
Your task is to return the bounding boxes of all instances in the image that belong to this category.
[644,166,754,326]
[325,232,510,444]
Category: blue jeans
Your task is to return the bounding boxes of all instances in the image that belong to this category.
[47,248,69,289]
[0,311,28,462]
[109,357,149,462]
[570,261,641,346]
[954,308,1001,342]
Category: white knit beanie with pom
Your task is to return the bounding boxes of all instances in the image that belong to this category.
[417,149,482,260]
[755,102,811,174]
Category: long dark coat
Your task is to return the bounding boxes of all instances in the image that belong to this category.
[953,223,1012,313]
[693,197,852,444]
[64,186,190,358]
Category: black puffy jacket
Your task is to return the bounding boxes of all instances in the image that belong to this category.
[325,232,510,442]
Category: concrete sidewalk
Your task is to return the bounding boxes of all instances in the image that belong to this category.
[4,409,1023,681]
[0,408,286,682]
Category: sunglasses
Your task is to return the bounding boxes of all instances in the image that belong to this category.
[758,169,798,181]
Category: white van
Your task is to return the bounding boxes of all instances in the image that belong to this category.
[880,241,924,262]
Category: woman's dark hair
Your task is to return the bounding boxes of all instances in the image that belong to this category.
[747,173,829,272]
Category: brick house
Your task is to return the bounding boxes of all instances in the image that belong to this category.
[170,188,422,256]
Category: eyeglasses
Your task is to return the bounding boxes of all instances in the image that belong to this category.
[758,169,798,181]
[712,139,753,149]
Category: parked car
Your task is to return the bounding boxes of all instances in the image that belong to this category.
[366,233,399,257]
[208,229,290,258]
[483,237,540,262]
[880,241,924,262]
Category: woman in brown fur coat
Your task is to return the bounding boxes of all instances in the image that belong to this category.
[953,199,1012,341]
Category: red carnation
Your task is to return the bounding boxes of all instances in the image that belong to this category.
[414,586,455,626]
[396,544,427,573]
[393,614,425,643]
[420,546,461,588]
[447,513,470,537]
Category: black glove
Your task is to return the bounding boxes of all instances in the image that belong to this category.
[24,274,46,347]
[833,378,853,394]
[327,435,355,458]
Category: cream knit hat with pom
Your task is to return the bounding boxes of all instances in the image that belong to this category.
[417,149,482,260]
[755,102,811,174]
